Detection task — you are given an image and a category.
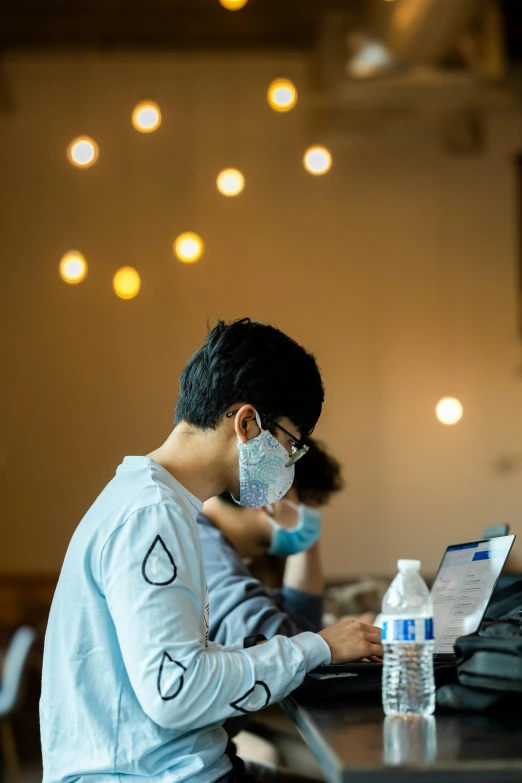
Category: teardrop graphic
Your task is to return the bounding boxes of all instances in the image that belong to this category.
[230,681,271,714]
[157,652,187,700]
[142,535,177,585]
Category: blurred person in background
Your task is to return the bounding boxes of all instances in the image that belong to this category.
[40,318,383,783]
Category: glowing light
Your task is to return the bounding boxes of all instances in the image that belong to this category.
[303,146,332,175]
[132,101,162,133]
[67,136,98,168]
[216,168,245,197]
[113,267,141,299]
[59,251,88,284]
[219,0,248,9]
[267,79,298,113]
[174,232,204,263]
[436,397,463,426]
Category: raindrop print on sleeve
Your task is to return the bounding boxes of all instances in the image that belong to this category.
[230,681,271,713]
[142,535,177,585]
[158,653,186,700]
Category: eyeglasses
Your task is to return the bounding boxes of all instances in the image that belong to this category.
[226,409,309,467]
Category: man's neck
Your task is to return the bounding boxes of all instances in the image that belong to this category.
[148,423,233,503]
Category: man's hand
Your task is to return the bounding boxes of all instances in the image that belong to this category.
[340,611,377,626]
[319,618,383,664]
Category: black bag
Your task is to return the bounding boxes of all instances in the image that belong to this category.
[437,602,522,712]
[455,605,522,692]
[483,578,522,622]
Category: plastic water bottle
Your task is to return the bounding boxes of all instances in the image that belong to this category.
[382,559,435,716]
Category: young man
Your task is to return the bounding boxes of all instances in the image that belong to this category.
[40,318,383,783]
[199,438,345,644]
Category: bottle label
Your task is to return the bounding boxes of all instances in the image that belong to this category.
[382,617,434,643]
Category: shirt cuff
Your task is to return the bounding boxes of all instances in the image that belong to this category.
[290,631,331,671]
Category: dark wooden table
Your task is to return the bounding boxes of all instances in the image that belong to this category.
[282,696,522,783]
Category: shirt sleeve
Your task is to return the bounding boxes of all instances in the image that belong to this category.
[101,503,330,733]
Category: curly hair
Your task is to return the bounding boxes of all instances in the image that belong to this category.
[291,438,344,507]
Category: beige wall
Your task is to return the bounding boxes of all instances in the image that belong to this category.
[1,52,521,579]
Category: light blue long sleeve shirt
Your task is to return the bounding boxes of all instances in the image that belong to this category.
[40,456,330,783]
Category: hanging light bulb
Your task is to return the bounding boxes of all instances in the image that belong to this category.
[113,267,141,299]
[174,232,204,263]
[59,251,88,284]
[436,397,463,426]
[267,79,298,113]
[219,0,248,9]
[67,136,99,168]
[303,146,332,175]
[132,101,162,133]
[216,168,245,197]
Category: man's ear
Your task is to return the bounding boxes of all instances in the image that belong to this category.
[232,405,260,444]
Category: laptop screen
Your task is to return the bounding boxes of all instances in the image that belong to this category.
[431,535,515,655]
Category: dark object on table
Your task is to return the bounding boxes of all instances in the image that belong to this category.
[458,607,522,691]
[437,683,517,713]
[483,578,522,622]
[437,603,522,713]
[294,663,383,702]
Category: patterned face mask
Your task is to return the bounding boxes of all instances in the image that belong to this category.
[234,411,295,508]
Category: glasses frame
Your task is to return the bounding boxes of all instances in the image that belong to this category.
[226,408,309,467]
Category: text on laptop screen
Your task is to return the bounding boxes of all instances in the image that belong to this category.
[431,536,514,655]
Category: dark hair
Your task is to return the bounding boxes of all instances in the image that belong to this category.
[175,318,324,434]
[292,438,344,507]
[217,438,343,508]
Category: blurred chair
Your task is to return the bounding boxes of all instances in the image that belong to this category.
[0,627,36,781]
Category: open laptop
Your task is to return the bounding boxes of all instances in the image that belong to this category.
[311,534,515,678]
[431,534,515,661]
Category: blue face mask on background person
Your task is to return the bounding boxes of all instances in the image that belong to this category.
[235,410,295,508]
[266,499,322,556]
